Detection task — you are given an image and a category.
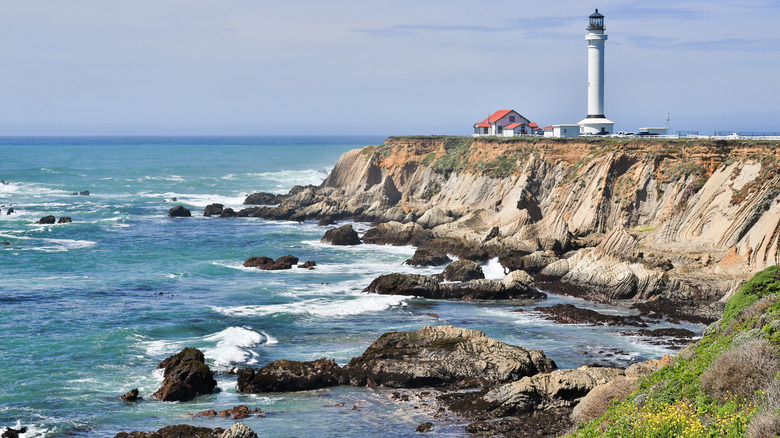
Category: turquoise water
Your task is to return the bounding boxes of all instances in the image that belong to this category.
[0,136,698,437]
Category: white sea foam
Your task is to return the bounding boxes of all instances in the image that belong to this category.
[483,257,506,280]
[202,326,267,367]
[247,169,330,187]
[211,294,409,318]
[139,327,273,369]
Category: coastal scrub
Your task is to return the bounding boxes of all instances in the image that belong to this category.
[569,265,780,438]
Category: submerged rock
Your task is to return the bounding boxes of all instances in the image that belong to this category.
[153,347,217,402]
[237,359,343,393]
[1,427,27,438]
[321,224,361,245]
[57,216,72,224]
[344,325,555,389]
[532,303,648,327]
[168,205,192,217]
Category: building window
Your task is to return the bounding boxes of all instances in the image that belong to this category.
[509,116,515,122]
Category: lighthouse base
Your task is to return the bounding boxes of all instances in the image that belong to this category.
[578,117,614,135]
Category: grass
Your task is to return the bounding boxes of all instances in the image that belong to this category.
[568,265,780,438]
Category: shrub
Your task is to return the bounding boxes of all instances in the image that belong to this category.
[723,266,780,323]
[571,377,634,424]
[747,381,780,438]
[701,339,780,402]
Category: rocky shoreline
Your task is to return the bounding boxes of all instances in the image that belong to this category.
[84,137,780,436]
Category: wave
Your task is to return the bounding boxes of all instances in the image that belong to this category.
[0,233,97,252]
[483,257,507,280]
[139,326,274,370]
[211,294,409,318]
[201,326,268,367]
[246,169,330,187]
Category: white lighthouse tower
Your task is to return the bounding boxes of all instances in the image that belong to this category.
[578,9,614,135]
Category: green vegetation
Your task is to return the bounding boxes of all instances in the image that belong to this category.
[421,152,437,167]
[569,265,780,438]
[431,137,473,175]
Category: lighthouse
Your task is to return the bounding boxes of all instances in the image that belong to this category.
[578,9,614,135]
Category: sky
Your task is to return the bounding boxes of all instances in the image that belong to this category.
[1,0,778,136]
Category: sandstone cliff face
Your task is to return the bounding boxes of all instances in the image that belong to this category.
[280,136,779,300]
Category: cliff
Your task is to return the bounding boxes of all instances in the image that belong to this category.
[272,136,780,302]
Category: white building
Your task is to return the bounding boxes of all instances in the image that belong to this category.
[578,9,614,135]
[552,124,581,138]
[473,110,535,137]
[640,127,667,135]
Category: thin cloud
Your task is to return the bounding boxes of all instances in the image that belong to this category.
[626,34,780,52]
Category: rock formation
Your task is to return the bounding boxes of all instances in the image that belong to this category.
[115,423,258,438]
[168,206,191,217]
[237,359,343,392]
[344,325,555,388]
[364,270,544,301]
[243,136,779,302]
[153,348,217,402]
[321,224,361,245]
[243,255,299,270]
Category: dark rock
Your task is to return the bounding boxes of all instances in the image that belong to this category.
[79,190,90,196]
[344,325,555,389]
[120,388,140,401]
[219,208,237,218]
[365,271,545,301]
[192,405,263,420]
[483,226,500,242]
[443,260,484,282]
[114,424,227,438]
[464,408,574,437]
[237,359,343,393]
[317,216,337,226]
[203,204,223,217]
[404,247,452,267]
[170,197,177,202]
[362,222,433,246]
[632,327,697,338]
[36,215,58,225]
[415,422,433,433]
[243,192,281,205]
[298,260,317,269]
[533,304,648,327]
[499,250,557,275]
[364,273,443,297]
[193,409,217,417]
[168,206,191,217]
[36,215,56,224]
[416,237,492,263]
[6,207,13,215]
[1,427,27,438]
[243,255,299,270]
[236,206,297,221]
[425,313,439,318]
[630,298,719,325]
[153,347,217,402]
[57,216,72,224]
[321,224,361,246]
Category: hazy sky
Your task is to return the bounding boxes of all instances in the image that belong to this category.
[1,0,778,135]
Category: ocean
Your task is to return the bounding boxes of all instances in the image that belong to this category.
[0,136,698,437]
